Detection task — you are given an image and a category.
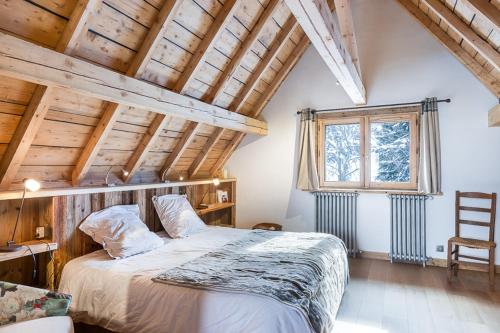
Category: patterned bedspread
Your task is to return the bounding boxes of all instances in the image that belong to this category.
[153,230,349,333]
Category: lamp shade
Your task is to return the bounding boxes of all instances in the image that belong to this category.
[23,178,41,192]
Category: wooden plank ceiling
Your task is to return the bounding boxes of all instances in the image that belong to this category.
[397,0,500,97]
[0,0,498,191]
[0,0,309,190]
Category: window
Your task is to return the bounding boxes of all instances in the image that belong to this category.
[317,109,418,190]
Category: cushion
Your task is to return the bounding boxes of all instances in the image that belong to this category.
[79,205,164,259]
[0,282,71,327]
[0,316,74,333]
[152,195,207,238]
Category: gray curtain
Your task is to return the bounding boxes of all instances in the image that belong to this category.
[419,98,441,194]
[296,109,319,191]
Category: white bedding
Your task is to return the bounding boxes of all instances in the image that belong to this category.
[59,227,314,333]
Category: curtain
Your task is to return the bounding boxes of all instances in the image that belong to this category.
[419,97,441,194]
[296,109,319,191]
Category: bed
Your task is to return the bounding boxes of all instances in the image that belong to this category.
[59,226,348,333]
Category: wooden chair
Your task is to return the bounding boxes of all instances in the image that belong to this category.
[447,191,497,289]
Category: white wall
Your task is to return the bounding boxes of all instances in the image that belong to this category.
[227,0,500,263]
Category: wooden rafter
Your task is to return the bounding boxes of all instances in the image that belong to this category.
[397,0,500,97]
[204,0,282,103]
[333,0,361,75]
[0,0,99,189]
[0,86,53,189]
[72,0,183,185]
[229,16,299,111]
[489,104,500,127]
[421,0,500,71]
[210,35,311,176]
[158,0,241,181]
[460,0,500,30]
[0,33,267,134]
[188,0,282,177]
[160,122,200,180]
[285,0,366,104]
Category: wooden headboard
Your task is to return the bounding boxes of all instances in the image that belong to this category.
[0,180,236,288]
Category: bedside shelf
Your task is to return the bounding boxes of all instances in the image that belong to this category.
[0,241,57,262]
[196,202,235,216]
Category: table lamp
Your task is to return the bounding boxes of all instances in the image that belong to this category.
[0,178,41,252]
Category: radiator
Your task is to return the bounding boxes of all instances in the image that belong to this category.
[314,192,359,256]
[389,194,429,266]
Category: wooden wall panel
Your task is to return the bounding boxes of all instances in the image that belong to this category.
[0,197,53,286]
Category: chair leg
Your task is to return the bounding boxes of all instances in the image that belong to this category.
[453,245,459,277]
[447,240,453,283]
[489,248,495,291]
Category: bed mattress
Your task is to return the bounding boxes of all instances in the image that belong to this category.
[59,226,347,333]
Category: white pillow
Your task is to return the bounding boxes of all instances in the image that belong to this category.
[152,195,207,238]
[79,205,164,259]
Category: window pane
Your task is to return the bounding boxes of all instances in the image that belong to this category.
[324,123,361,182]
[370,121,410,182]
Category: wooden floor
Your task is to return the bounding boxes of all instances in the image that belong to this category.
[336,259,500,333]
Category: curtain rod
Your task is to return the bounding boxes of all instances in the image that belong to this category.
[296,98,451,114]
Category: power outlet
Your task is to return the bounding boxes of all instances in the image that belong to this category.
[436,245,444,252]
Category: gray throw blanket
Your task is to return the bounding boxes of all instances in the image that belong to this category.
[153,230,349,333]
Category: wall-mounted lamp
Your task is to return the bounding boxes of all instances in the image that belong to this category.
[0,179,41,252]
[105,166,129,187]
[161,167,184,183]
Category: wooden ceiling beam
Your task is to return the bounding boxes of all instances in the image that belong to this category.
[284,0,366,104]
[209,35,311,176]
[0,0,99,189]
[461,0,500,30]
[188,0,282,178]
[229,16,299,111]
[205,0,282,103]
[56,0,100,54]
[489,104,500,127]
[72,0,183,185]
[160,122,200,180]
[0,86,53,190]
[157,0,241,181]
[397,0,499,97]
[189,14,299,178]
[421,0,500,71]
[0,33,268,132]
[333,0,361,76]
[173,0,241,93]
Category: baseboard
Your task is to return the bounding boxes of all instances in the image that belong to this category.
[357,250,500,274]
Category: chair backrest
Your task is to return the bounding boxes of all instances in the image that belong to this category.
[455,191,497,242]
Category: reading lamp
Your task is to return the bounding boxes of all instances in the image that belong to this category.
[199,178,220,208]
[105,166,129,187]
[0,178,41,252]
[161,167,184,182]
